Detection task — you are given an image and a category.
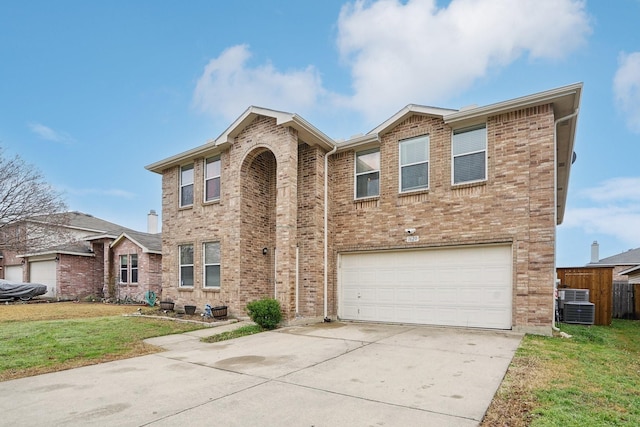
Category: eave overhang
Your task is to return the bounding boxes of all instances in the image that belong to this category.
[111,233,162,255]
[443,83,582,225]
[146,106,336,174]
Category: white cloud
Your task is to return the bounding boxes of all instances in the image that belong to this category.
[192,44,327,121]
[582,177,640,203]
[337,0,591,119]
[613,51,640,133]
[192,0,590,126]
[28,122,74,143]
[564,177,640,245]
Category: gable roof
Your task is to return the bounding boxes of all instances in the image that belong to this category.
[30,211,133,236]
[588,247,640,267]
[111,230,162,254]
[146,106,335,174]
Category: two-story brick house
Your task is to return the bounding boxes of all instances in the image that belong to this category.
[147,83,582,335]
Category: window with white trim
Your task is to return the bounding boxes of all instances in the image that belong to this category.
[180,164,194,207]
[355,148,380,198]
[204,157,221,202]
[203,242,221,288]
[119,254,138,284]
[130,254,138,283]
[179,244,194,287]
[399,135,429,192]
[452,125,487,184]
[119,255,128,283]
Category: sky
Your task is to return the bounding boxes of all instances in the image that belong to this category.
[1,0,639,267]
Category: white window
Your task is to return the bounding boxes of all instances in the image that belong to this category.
[452,125,487,184]
[180,164,194,207]
[119,254,138,284]
[179,244,194,287]
[355,148,380,199]
[119,255,128,283]
[203,242,221,288]
[130,254,138,283]
[204,157,221,202]
[399,135,429,192]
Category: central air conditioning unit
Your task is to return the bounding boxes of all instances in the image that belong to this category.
[558,288,589,309]
[563,301,595,325]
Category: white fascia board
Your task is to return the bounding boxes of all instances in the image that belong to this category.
[618,265,640,276]
[444,83,583,125]
[369,104,457,135]
[145,141,220,174]
[18,250,95,258]
[147,106,337,174]
[216,106,335,150]
[111,233,160,254]
[335,134,380,151]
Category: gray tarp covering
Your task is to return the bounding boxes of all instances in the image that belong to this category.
[0,279,47,299]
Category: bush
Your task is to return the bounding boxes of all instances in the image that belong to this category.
[246,298,282,330]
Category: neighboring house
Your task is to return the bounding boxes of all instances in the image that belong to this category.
[587,241,640,283]
[146,83,582,335]
[1,211,161,301]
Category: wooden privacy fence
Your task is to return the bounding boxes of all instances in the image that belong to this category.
[612,282,637,319]
[556,267,612,326]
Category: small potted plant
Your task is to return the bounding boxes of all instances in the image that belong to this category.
[184,304,196,315]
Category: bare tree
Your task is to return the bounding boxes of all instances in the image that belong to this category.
[0,147,69,252]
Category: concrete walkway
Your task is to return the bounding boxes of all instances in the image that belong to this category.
[0,321,522,426]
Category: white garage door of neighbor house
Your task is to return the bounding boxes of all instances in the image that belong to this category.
[339,245,513,329]
[29,260,57,298]
[5,265,23,282]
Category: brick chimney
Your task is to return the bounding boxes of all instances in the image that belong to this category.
[147,210,158,234]
[590,241,599,263]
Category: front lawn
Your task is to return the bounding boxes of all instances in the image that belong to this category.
[482,319,640,426]
[0,303,208,381]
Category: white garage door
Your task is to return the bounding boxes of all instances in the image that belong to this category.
[5,265,23,282]
[29,260,56,298]
[339,245,512,329]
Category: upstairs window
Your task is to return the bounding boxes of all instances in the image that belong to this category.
[452,125,487,184]
[180,164,194,207]
[203,242,221,288]
[205,157,221,202]
[399,135,429,192]
[179,244,194,287]
[355,148,380,199]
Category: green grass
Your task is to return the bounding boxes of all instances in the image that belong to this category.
[506,320,640,426]
[0,316,206,379]
[201,324,264,343]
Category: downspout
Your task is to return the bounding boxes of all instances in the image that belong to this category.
[295,245,299,316]
[324,144,338,322]
[552,108,579,332]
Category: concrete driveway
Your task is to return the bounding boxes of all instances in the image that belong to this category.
[0,322,522,426]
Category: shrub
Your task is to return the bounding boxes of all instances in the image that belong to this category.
[246,298,282,330]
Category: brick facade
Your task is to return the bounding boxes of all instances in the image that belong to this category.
[111,239,162,302]
[152,86,581,334]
